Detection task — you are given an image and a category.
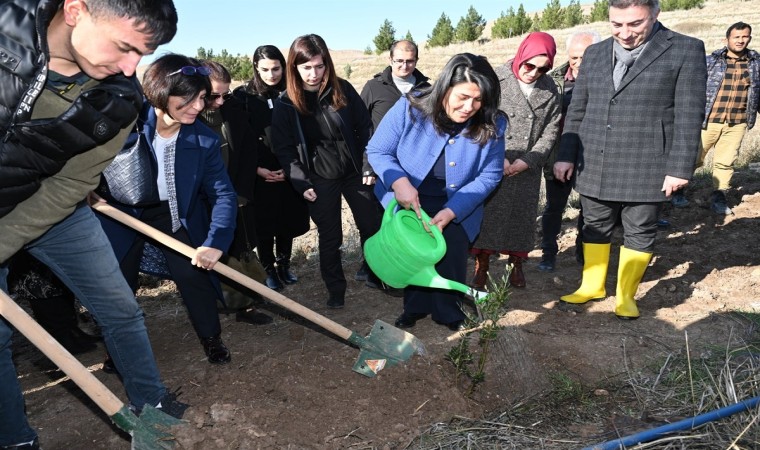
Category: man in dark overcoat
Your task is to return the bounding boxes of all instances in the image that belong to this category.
[553,0,706,319]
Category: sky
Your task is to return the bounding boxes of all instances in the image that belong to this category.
[144,0,572,64]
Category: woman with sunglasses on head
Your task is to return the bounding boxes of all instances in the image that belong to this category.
[366,53,506,331]
[470,32,561,291]
[97,54,237,364]
[271,34,384,309]
[231,45,309,293]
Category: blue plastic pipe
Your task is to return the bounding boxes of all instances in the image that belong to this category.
[583,395,760,450]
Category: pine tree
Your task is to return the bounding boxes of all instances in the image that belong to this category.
[403,30,414,42]
[492,7,516,39]
[454,5,486,43]
[531,13,541,31]
[540,0,565,30]
[373,19,396,55]
[427,13,455,48]
[492,4,532,39]
[564,0,585,27]
[588,0,609,23]
[514,4,533,35]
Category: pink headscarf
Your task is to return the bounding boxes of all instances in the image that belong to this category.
[511,32,557,79]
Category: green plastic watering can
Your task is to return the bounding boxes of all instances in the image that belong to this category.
[364,199,489,303]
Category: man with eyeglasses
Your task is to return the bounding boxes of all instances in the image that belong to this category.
[539,30,601,272]
[0,1,184,448]
[553,0,706,320]
[360,40,431,132]
[357,40,430,289]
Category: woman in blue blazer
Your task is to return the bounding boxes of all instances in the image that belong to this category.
[366,53,506,331]
[98,54,237,364]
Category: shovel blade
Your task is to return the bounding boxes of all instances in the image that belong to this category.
[110,404,186,450]
[352,320,426,377]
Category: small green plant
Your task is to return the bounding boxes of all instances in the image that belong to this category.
[344,63,352,79]
[446,269,511,396]
[548,371,585,402]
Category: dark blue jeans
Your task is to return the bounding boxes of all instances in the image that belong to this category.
[0,205,167,446]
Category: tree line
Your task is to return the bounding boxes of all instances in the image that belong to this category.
[373,0,705,51]
[197,0,706,80]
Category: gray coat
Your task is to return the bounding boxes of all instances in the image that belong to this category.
[557,26,707,202]
[474,63,561,252]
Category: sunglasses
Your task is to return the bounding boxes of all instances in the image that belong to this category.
[522,62,551,75]
[168,66,212,77]
[207,91,232,101]
[392,59,417,66]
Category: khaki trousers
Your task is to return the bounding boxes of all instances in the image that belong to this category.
[698,122,748,190]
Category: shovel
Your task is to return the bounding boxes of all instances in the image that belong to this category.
[92,202,425,377]
[0,290,184,449]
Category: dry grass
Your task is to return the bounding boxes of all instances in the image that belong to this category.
[406,313,760,449]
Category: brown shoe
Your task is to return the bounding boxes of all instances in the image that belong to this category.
[508,255,526,288]
[471,253,490,290]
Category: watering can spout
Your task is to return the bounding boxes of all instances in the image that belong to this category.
[407,270,489,303]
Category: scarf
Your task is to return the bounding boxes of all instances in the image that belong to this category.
[612,21,661,89]
[511,32,557,79]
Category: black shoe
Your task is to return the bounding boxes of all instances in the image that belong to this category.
[365,271,404,297]
[130,389,190,420]
[102,354,119,375]
[235,309,273,325]
[264,266,284,291]
[710,190,733,215]
[355,261,369,281]
[326,292,345,309]
[445,320,466,332]
[200,334,231,364]
[0,437,40,449]
[538,254,556,272]
[276,265,298,284]
[394,312,426,329]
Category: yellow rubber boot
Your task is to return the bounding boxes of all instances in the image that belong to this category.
[614,246,652,320]
[560,243,611,304]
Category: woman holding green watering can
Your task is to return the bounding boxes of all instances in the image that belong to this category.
[366,53,506,331]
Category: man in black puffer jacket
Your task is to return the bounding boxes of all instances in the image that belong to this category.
[360,39,430,134]
[0,1,182,448]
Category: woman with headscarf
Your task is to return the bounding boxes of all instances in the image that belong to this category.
[470,32,561,290]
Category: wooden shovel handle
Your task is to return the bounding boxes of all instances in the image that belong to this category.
[0,290,124,416]
[91,202,354,341]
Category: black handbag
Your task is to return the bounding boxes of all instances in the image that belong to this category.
[98,121,160,207]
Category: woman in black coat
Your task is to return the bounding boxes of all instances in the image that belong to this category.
[270,34,383,309]
[233,45,310,292]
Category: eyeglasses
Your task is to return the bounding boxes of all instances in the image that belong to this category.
[392,59,417,66]
[207,91,232,101]
[521,62,551,75]
[168,66,212,77]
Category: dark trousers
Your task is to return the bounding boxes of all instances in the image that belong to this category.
[308,173,382,295]
[121,202,221,339]
[258,236,294,267]
[541,177,583,256]
[404,195,467,325]
[580,195,659,252]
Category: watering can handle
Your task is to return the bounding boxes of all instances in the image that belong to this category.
[386,197,446,251]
